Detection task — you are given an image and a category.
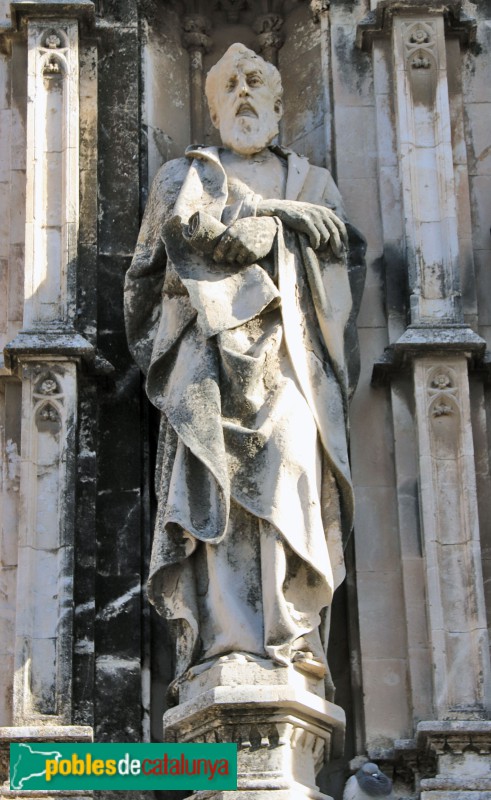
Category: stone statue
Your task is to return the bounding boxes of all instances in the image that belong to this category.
[124,43,365,700]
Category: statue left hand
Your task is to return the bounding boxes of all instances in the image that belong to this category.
[213,217,277,265]
[257,199,348,257]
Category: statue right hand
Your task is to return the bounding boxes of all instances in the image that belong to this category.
[257,199,348,257]
[213,217,277,266]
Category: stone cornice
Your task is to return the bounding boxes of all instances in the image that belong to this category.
[0,0,95,51]
[11,0,95,23]
[356,0,476,50]
[371,325,487,386]
[3,330,95,370]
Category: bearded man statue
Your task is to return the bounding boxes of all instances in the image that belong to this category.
[124,43,366,700]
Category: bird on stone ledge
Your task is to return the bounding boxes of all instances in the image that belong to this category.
[343,762,395,800]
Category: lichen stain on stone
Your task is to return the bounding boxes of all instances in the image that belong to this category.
[79,51,97,73]
[421,259,446,300]
[334,24,373,98]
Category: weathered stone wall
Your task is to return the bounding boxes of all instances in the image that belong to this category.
[86,0,145,742]
[1,1,491,798]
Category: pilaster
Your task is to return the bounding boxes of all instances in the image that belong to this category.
[413,356,490,719]
[24,18,79,329]
[393,13,461,323]
[0,0,95,790]
[356,1,491,795]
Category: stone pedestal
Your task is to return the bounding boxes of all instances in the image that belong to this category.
[164,659,345,800]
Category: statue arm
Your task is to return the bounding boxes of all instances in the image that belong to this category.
[256,198,348,257]
[254,165,366,403]
[210,195,349,266]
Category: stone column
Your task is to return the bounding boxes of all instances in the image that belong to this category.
[181,14,212,145]
[0,3,94,794]
[357,2,491,796]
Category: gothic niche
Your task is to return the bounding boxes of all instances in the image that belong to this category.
[34,375,62,433]
[428,367,459,457]
[404,20,437,103]
[40,29,67,81]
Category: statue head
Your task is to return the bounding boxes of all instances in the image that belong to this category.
[205,43,283,156]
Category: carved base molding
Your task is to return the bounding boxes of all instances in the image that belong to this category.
[417,721,491,798]
[163,660,345,800]
[366,721,491,799]
[0,725,93,799]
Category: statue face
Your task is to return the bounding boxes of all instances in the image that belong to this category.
[214,58,282,156]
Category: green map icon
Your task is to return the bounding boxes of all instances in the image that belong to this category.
[10,743,63,790]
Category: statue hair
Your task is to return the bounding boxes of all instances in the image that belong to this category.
[205,43,283,128]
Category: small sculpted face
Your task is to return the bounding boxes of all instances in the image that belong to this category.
[212,57,282,156]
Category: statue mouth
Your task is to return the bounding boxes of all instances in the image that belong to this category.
[236,102,258,118]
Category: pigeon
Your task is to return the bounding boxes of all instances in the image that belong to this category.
[343,762,394,800]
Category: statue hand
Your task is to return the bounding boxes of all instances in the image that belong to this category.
[258,199,348,257]
[213,217,277,266]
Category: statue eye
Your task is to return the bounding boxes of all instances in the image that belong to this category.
[247,74,262,87]
[226,76,238,91]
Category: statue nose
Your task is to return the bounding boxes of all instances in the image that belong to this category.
[238,81,250,96]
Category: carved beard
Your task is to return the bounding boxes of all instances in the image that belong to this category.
[219,109,279,156]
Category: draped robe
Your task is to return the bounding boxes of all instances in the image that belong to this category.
[124,145,366,686]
